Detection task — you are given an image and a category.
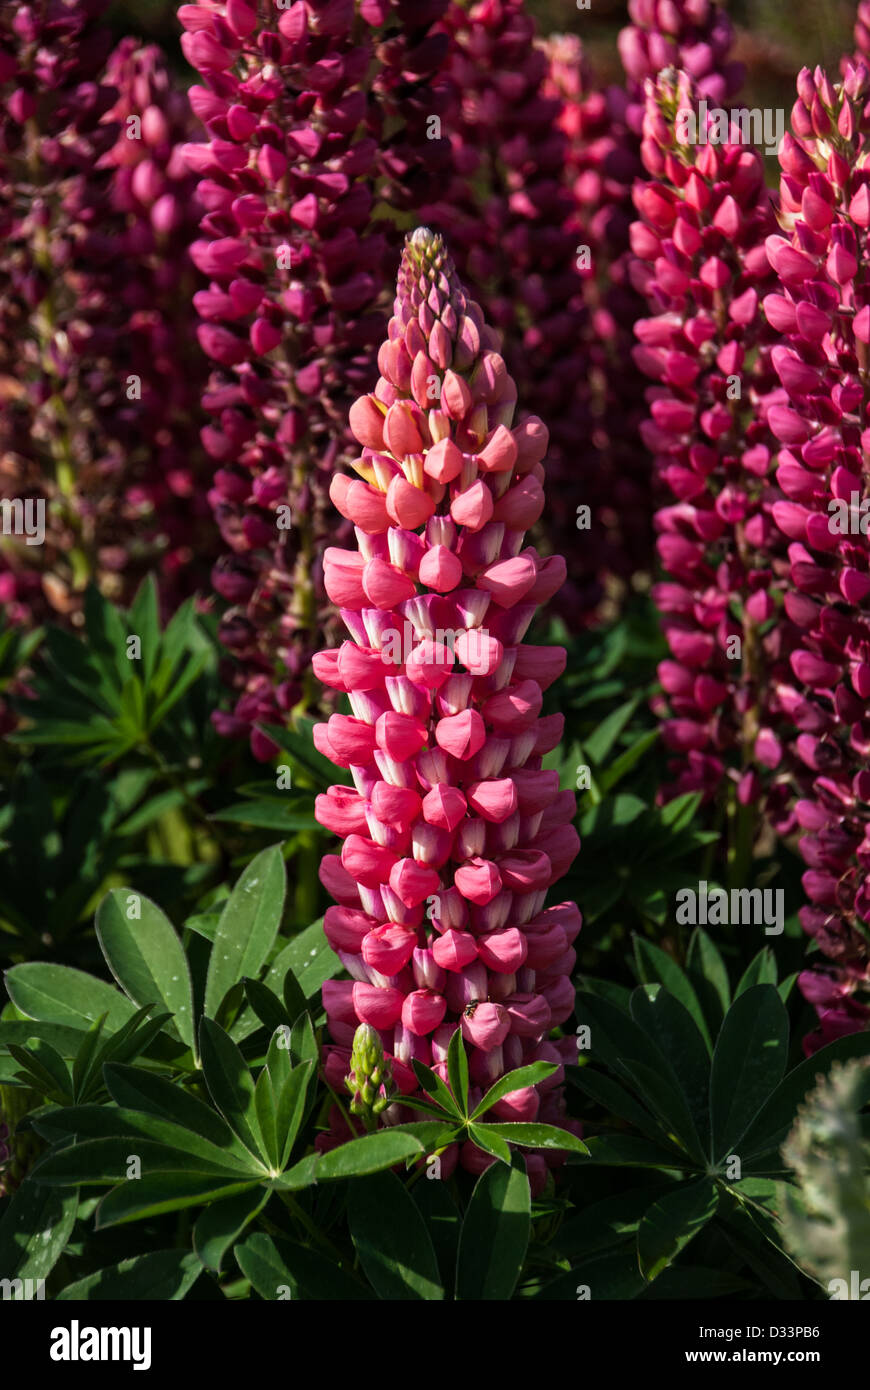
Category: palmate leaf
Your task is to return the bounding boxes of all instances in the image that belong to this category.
[709,985,789,1161]
[455,1158,531,1301]
[467,1123,512,1164]
[204,846,285,1022]
[211,800,319,831]
[446,1026,469,1116]
[738,1030,870,1165]
[637,1178,720,1282]
[348,1171,443,1300]
[9,581,212,766]
[578,1134,695,1170]
[41,625,119,715]
[274,1059,315,1169]
[475,1122,589,1155]
[102,1063,254,1161]
[576,991,705,1161]
[632,937,713,1053]
[57,1250,202,1301]
[630,987,711,1154]
[0,1181,79,1287]
[32,1137,252,1187]
[568,1067,674,1148]
[7,1039,71,1101]
[470,1062,558,1120]
[279,1130,425,1187]
[193,1187,269,1274]
[30,1104,268,1178]
[614,1057,705,1164]
[96,889,196,1051]
[198,1018,268,1165]
[260,919,337,1017]
[234,1233,371,1301]
[4,962,139,1034]
[410,1058,463,1119]
[96,1176,259,1229]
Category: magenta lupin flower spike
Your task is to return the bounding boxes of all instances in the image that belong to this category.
[411,1,650,623]
[178,0,451,757]
[542,32,653,606]
[313,228,581,1195]
[631,70,798,813]
[0,16,213,622]
[766,61,870,1052]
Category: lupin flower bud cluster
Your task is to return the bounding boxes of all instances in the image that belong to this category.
[345,1022,393,1130]
[0,10,212,622]
[631,70,792,808]
[179,0,452,757]
[612,0,746,572]
[766,62,870,1049]
[314,228,581,1193]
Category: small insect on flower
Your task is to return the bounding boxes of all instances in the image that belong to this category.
[464,1000,481,1019]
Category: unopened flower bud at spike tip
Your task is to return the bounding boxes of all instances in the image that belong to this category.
[410,226,436,248]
